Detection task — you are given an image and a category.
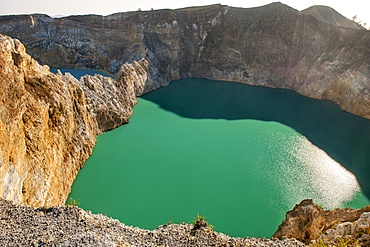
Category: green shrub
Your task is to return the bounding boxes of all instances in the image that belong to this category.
[66,197,79,206]
[310,237,360,247]
[191,213,214,230]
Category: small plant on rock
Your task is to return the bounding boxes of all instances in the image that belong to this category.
[66,197,79,206]
[310,237,360,247]
[191,213,214,230]
[337,237,360,247]
[309,239,329,247]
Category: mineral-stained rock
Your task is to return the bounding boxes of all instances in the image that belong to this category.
[0,3,369,120]
[0,34,98,206]
[273,199,370,244]
[0,34,141,206]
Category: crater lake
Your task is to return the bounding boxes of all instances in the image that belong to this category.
[66,75,370,237]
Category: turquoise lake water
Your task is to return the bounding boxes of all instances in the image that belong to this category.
[60,70,370,237]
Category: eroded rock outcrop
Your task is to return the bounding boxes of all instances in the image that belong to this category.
[0,3,369,120]
[0,34,142,206]
[0,34,98,206]
[273,199,370,244]
[75,58,150,132]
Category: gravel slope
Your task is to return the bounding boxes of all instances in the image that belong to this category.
[0,198,306,246]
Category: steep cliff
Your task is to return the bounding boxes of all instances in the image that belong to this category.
[0,3,369,120]
[0,34,141,206]
[0,34,97,206]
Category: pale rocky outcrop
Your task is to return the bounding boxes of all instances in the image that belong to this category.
[75,58,150,133]
[273,199,370,245]
[78,73,136,132]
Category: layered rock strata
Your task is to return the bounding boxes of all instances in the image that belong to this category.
[0,34,141,206]
[0,3,369,120]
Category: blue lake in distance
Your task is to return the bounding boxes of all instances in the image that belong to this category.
[50,68,113,79]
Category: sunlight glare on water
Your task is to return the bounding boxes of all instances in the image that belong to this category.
[275,132,360,209]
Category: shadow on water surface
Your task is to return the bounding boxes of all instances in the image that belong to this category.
[142,78,370,200]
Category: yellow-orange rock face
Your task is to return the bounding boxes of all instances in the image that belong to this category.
[0,34,98,206]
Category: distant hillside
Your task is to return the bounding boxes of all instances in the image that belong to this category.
[302,5,363,29]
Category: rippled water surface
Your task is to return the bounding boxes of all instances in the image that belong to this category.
[67,77,370,237]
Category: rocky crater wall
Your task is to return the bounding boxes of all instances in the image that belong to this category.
[0,3,370,245]
[0,3,369,119]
